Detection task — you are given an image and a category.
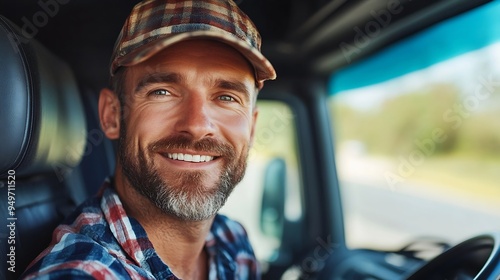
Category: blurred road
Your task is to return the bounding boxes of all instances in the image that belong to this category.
[341,178,500,250]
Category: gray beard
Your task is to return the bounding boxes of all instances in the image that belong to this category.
[118,130,247,221]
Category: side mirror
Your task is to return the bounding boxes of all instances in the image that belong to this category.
[259,157,303,269]
[260,157,286,239]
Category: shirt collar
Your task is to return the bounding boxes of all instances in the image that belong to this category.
[100,180,177,279]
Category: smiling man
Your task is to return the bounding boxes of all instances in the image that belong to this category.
[22,0,276,279]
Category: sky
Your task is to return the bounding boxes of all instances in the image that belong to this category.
[329,1,500,106]
[332,42,500,111]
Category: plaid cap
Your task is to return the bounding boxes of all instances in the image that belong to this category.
[110,0,276,88]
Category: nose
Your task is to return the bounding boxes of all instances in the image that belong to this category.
[173,93,216,140]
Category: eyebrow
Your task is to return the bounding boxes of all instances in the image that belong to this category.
[214,79,252,101]
[134,73,183,93]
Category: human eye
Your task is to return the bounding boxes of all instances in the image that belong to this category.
[218,95,237,102]
[148,89,171,98]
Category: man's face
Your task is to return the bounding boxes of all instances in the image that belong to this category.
[116,39,258,221]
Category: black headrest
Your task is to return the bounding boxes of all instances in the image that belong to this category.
[0,16,87,179]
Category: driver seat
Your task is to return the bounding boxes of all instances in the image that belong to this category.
[0,15,87,280]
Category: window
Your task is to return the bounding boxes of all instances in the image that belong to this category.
[329,2,500,252]
[220,100,303,264]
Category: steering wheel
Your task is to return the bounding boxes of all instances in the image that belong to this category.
[405,233,500,280]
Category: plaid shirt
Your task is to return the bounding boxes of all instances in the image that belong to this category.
[22,179,259,279]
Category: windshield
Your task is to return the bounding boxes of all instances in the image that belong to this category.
[328,2,500,252]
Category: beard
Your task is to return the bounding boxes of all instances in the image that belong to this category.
[118,127,248,221]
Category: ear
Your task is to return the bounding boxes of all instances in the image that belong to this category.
[249,106,259,147]
[98,88,121,140]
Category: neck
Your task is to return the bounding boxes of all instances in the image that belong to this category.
[114,167,212,279]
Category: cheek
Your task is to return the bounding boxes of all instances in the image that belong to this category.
[214,111,254,148]
[125,106,173,147]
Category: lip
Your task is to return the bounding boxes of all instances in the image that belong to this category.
[165,152,216,163]
[157,151,221,169]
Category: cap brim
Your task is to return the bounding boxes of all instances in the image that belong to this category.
[112,30,276,89]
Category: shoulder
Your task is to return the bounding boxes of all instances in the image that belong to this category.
[22,227,130,279]
[21,197,130,279]
[22,257,130,280]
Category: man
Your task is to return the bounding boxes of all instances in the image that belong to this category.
[22,0,276,279]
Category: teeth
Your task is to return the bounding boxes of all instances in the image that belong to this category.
[166,153,214,162]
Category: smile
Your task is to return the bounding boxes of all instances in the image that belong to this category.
[166,153,215,163]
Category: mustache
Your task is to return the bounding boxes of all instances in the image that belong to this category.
[148,134,234,157]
